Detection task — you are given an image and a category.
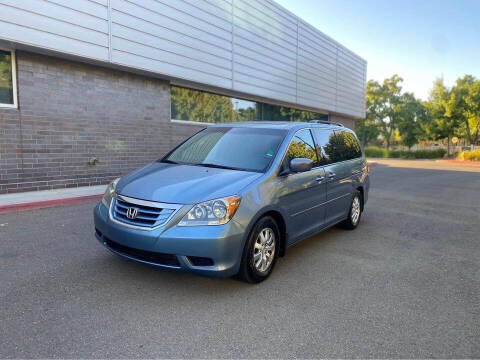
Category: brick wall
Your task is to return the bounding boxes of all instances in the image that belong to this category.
[0,52,202,194]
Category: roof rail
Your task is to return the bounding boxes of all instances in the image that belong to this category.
[309,119,344,127]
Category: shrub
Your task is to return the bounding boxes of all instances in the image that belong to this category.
[388,150,402,158]
[457,149,480,161]
[410,149,447,159]
[364,147,388,158]
[365,147,446,159]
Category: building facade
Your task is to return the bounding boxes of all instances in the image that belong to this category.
[0,0,366,194]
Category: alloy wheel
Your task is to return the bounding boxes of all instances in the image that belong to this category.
[351,196,361,225]
[253,228,276,273]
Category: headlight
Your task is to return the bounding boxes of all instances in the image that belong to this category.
[101,178,120,208]
[178,195,241,226]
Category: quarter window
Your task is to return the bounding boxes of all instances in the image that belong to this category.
[285,129,319,168]
[0,49,16,107]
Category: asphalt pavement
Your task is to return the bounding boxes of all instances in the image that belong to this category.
[1,159,479,358]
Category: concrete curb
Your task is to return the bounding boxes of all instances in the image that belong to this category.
[436,159,480,166]
[0,194,103,214]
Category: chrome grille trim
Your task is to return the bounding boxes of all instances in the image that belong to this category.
[116,194,182,209]
[109,194,182,231]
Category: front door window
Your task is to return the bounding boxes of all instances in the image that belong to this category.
[285,129,319,169]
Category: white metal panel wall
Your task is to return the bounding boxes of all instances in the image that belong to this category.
[336,45,367,118]
[297,20,338,113]
[110,0,233,89]
[0,0,109,60]
[0,0,367,118]
[232,0,297,103]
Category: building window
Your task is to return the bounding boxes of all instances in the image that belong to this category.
[171,86,328,124]
[0,49,17,108]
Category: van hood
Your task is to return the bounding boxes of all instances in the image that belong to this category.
[116,162,262,204]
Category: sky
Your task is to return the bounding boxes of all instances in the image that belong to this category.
[275,0,480,100]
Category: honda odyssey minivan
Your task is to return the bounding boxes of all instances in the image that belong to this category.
[94,121,370,283]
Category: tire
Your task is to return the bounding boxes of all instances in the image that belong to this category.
[237,216,280,284]
[340,191,362,230]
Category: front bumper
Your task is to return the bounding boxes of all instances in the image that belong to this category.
[93,203,245,277]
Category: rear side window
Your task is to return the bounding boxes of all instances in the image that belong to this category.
[313,129,336,165]
[285,129,319,168]
[314,129,362,163]
[330,130,362,162]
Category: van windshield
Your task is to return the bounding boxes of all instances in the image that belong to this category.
[162,127,287,172]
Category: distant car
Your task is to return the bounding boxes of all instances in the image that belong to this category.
[94,121,370,283]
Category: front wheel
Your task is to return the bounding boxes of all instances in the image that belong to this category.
[237,216,279,284]
[340,191,362,230]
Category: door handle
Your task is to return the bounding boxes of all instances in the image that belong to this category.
[315,176,325,182]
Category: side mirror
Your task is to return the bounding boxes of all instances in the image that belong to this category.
[289,158,313,173]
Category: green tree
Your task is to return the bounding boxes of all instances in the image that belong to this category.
[366,75,403,149]
[397,92,426,149]
[355,117,380,147]
[465,80,480,145]
[446,75,480,145]
[423,78,459,155]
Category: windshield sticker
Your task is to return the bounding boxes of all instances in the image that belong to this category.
[266,150,275,157]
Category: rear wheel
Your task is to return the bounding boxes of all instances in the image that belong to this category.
[340,191,362,230]
[237,216,279,283]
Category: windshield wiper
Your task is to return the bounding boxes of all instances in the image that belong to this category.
[160,159,179,164]
[198,163,247,171]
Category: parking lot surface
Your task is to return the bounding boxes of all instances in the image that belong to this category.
[1,160,479,358]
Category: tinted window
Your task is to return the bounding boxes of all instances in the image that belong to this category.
[164,127,286,172]
[314,129,362,163]
[313,129,336,165]
[285,129,319,168]
[334,131,362,160]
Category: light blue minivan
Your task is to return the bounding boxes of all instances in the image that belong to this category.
[94,121,370,283]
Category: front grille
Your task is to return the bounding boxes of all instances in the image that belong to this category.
[112,197,176,228]
[105,238,180,267]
